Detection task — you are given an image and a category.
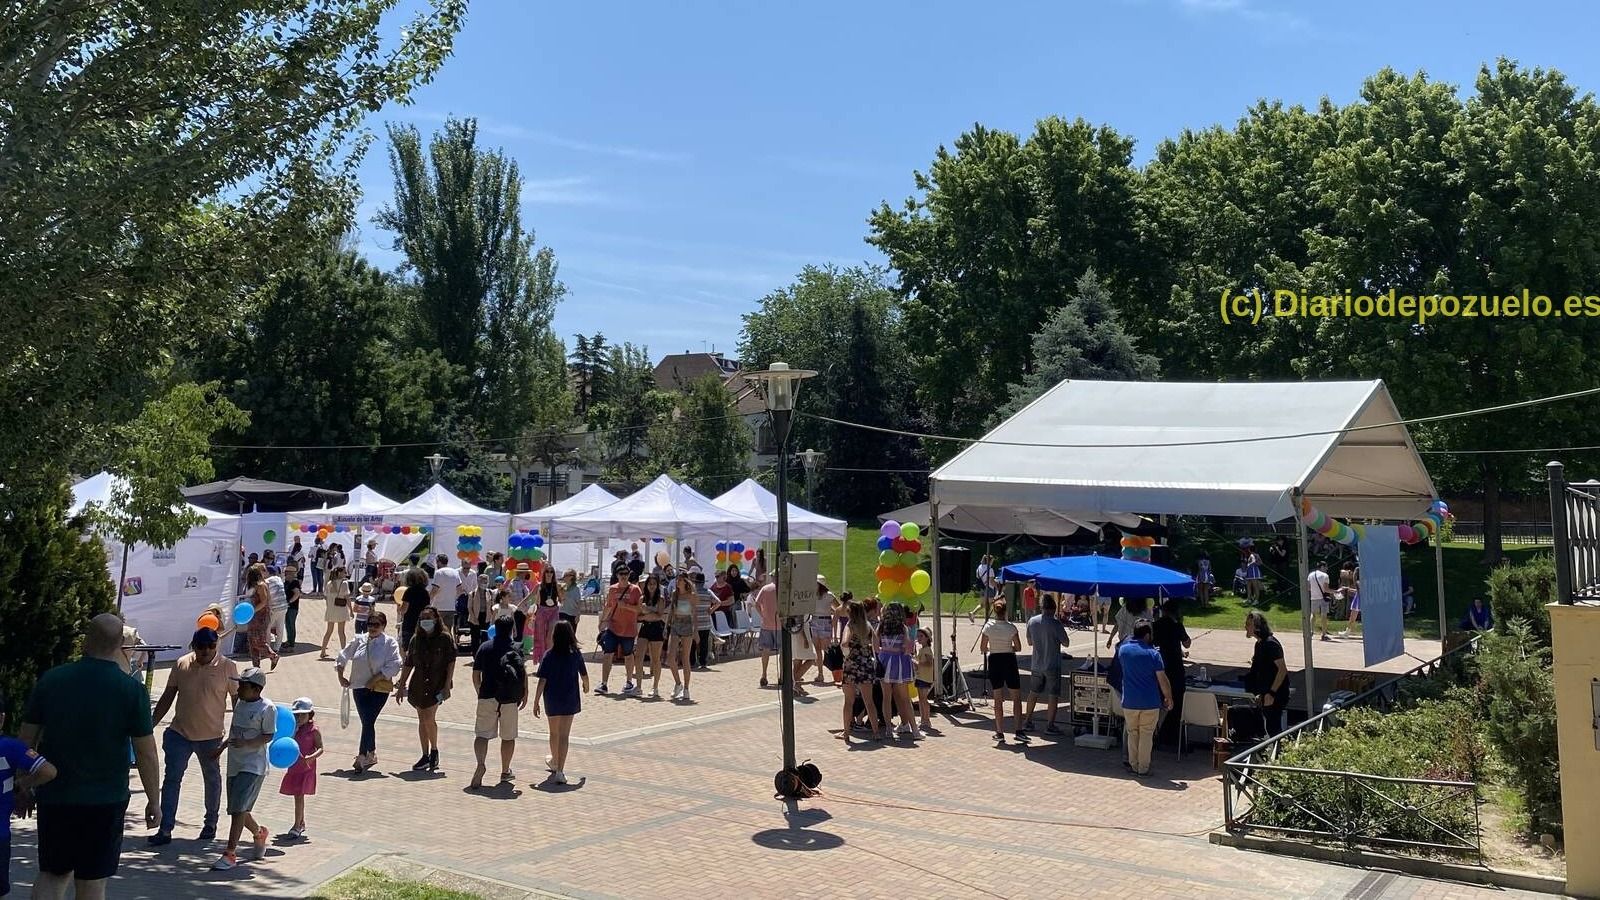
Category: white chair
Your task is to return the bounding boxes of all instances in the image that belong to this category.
[710,610,736,660]
[1178,690,1222,757]
[734,606,759,654]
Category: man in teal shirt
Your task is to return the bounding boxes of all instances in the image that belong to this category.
[21,614,159,900]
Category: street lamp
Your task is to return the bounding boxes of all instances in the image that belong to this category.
[745,362,817,778]
[798,448,823,550]
[424,453,446,482]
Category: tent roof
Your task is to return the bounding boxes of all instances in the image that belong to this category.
[551,474,767,541]
[289,483,398,517]
[388,483,504,518]
[931,379,1436,522]
[881,501,1142,542]
[181,477,346,513]
[1002,554,1194,598]
[711,479,847,540]
[71,471,238,525]
[514,483,621,525]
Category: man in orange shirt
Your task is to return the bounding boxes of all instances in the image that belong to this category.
[597,569,644,695]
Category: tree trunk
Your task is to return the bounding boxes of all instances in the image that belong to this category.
[1481,463,1503,566]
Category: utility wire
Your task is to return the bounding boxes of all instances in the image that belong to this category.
[800,384,1600,450]
[208,411,748,451]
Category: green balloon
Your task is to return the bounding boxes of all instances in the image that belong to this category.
[900,522,920,541]
[879,549,897,567]
[263,529,277,544]
[899,551,919,569]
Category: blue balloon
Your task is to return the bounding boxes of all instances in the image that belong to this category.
[268,736,301,769]
[529,528,540,536]
[651,537,664,543]
[731,542,744,553]
[486,625,497,640]
[420,525,432,534]
[274,703,295,739]
[715,541,727,551]
[530,536,544,547]
[233,601,255,625]
[876,536,893,551]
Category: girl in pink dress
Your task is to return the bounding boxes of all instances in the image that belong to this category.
[279,698,324,839]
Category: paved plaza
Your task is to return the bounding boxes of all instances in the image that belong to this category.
[6,601,1546,899]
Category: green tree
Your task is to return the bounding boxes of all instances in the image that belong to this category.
[589,343,673,485]
[377,116,568,442]
[994,269,1158,422]
[202,248,463,499]
[0,0,462,507]
[569,332,611,417]
[667,375,752,496]
[868,118,1142,448]
[812,303,920,518]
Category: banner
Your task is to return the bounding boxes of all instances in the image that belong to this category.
[1358,525,1404,667]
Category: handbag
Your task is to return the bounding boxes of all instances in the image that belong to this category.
[366,673,395,693]
[823,643,844,671]
[340,686,352,729]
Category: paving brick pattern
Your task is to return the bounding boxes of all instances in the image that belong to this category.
[5,600,1544,899]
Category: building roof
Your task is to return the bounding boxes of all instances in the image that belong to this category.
[653,352,739,392]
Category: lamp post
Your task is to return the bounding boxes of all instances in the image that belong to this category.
[424,453,446,483]
[798,448,823,550]
[746,362,817,775]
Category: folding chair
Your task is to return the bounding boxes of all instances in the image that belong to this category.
[710,610,737,661]
[739,604,762,654]
[1178,690,1221,758]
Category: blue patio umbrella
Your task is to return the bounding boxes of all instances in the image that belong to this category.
[1001,554,1195,599]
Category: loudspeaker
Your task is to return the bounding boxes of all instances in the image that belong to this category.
[937,545,973,594]
[1150,543,1173,568]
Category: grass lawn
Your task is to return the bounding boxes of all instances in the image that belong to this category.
[806,525,1549,640]
[312,869,483,900]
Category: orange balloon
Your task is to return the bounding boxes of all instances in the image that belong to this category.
[874,564,892,580]
[197,614,220,631]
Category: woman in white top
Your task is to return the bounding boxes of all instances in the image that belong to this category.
[319,565,352,659]
[335,609,402,771]
[1107,596,1151,650]
[980,599,1023,742]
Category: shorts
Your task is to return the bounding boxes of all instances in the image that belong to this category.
[809,617,833,638]
[1031,670,1062,697]
[670,619,695,639]
[987,652,1021,691]
[226,771,264,815]
[915,679,933,690]
[1312,597,1330,617]
[1348,591,1360,614]
[598,630,636,656]
[758,630,783,652]
[36,802,127,880]
[639,621,666,643]
[475,698,519,740]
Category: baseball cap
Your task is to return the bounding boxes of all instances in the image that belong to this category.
[192,627,218,646]
[290,697,314,713]
[232,666,267,688]
[816,573,828,585]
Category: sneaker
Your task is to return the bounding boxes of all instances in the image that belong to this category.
[553,770,568,785]
[198,825,217,842]
[1045,724,1063,735]
[1014,731,1029,742]
[622,681,638,695]
[760,676,769,687]
[1320,634,1332,642]
[428,749,439,771]
[993,732,1006,743]
[595,683,609,694]
[681,689,691,702]
[288,825,306,840]
[211,851,238,871]
[500,769,515,782]
[251,825,269,860]
[147,831,172,847]
[671,685,683,700]
[545,754,556,772]
[1019,720,1035,732]
[646,687,659,699]
[412,753,431,771]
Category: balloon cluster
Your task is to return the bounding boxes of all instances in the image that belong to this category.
[1298,499,1453,547]
[874,520,930,599]
[1120,534,1156,561]
[457,525,485,566]
[714,541,755,567]
[507,528,545,576]
[292,522,431,537]
[267,703,302,769]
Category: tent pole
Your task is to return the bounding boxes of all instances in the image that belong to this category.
[116,541,129,614]
[1434,534,1447,650]
[841,533,847,593]
[929,492,942,698]
[1294,489,1316,717]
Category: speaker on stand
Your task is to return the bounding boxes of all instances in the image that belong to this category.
[937,545,973,594]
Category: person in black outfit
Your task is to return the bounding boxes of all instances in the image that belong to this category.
[1244,610,1289,737]
[1151,600,1191,748]
[627,549,646,583]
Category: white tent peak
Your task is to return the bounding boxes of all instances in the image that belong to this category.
[290,483,397,517]
[711,478,847,540]
[551,474,766,541]
[932,379,1436,522]
[389,483,504,516]
[517,483,620,523]
[70,471,238,523]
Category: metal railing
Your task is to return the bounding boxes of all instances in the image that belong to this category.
[1221,637,1482,856]
[1549,461,1600,603]
[1445,520,1552,545]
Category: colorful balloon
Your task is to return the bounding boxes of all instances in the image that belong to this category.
[900,522,920,541]
[899,551,919,569]
[268,736,301,769]
[274,703,296,739]
[233,602,255,625]
[879,520,900,540]
[879,550,897,567]
[877,580,895,599]
[876,536,893,551]
[909,569,931,595]
[197,613,220,631]
[744,549,756,561]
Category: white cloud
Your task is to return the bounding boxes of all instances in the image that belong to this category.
[521,175,612,207]
[403,110,690,164]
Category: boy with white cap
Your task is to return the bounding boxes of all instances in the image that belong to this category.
[211,667,275,870]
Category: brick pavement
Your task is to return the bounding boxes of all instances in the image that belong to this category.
[5,598,1550,899]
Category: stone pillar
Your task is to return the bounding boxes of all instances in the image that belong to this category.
[1550,601,1600,898]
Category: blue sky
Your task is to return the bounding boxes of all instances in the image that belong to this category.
[353,0,1600,360]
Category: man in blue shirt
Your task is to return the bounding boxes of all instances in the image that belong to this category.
[1115,622,1172,776]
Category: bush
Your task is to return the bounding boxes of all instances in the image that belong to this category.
[0,488,116,728]
[1475,622,1561,837]
[1251,689,1484,850]
[1486,556,1554,644]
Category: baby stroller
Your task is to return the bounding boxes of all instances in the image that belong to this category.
[375,559,398,603]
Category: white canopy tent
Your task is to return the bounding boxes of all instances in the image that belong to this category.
[710,478,850,588]
[927,379,1440,714]
[549,474,767,545]
[285,483,425,564]
[512,483,623,575]
[70,472,241,661]
[387,484,510,562]
[880,501,1142,542]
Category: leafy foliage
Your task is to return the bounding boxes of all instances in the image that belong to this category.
[994,269,1158,423]
[663,375,752,495]
[1476,623,1561,835]
[588,342,673,486]
[1485,554,1555,645]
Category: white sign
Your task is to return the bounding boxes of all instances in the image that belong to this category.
[778,551,820,618]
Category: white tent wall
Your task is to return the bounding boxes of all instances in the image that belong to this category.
[513,484,623,580]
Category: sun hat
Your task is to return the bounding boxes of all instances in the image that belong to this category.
[232,666,267,688]
[291,697,314,713]
[358,581,374,593]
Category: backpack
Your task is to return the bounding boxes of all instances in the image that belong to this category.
[494,648,526,704]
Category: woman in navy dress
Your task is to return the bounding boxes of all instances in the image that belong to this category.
[533,620,589,785]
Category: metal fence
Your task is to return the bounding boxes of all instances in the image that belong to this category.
[1221,638,1482,856]
[1549,461,1600,603]
[1445,520,1552,545]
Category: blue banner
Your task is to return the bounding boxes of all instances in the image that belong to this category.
[1359,525,1404,666]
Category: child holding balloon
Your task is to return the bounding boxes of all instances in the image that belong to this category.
[211,667,276,871]
[278,697,322,839]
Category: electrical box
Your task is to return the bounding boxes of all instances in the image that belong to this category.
[778,551,819,618]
